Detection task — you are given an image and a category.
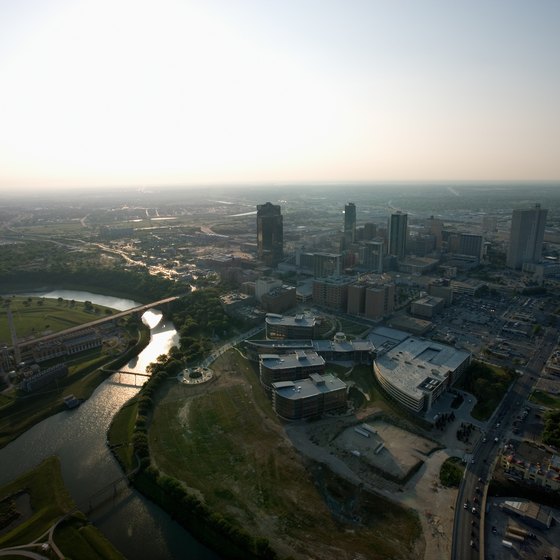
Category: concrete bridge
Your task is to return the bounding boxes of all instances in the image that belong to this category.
[13,296,179,351]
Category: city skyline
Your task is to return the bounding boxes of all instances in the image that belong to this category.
[1,0,560,192]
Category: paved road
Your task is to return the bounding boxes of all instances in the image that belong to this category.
[452,327,558,560]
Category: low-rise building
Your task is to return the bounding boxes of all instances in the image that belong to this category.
[20,363,68,392]
[501,441,560,492]
[247,335,374,365]
[271,373,347,420]
[265,313,318,339]
[259,350,325,390]
[410,295,445,318]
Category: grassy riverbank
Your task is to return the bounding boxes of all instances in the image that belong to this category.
[0,295,117,342]
[0,456,125,559]
[109,350,423,560]
[0,324,150,450]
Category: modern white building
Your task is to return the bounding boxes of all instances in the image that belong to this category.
[373,334,471,413]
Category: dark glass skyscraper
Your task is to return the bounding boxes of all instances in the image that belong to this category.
[388,211,408,258]
[257,202,283,265]
[344,202,356,244]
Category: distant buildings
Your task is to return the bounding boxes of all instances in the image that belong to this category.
[257,202,284,266]
[507,204,548,270]
[388,211,408,259]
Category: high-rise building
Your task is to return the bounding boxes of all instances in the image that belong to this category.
[507,204,548,270]
[359,240,384,272]
[313,252,342,278]
[388,211,408,258]
[459,233,483,259]
[257,202,283,265]
[344,203,356,244]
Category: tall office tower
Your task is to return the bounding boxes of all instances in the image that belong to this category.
[388,211,408,258]
[506,204,548,269]
[344,203,356,244]
[257,202,284,266]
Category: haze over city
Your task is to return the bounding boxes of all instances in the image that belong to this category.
[1,0,560,192]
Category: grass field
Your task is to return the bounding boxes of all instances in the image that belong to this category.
[0,295,116,343]
[530,389,560,409]
[0,456,124,559]
[147,351,422,560]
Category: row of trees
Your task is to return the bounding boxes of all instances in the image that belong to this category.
[542,410,560,448]
[128,353,277,559]
[0,265,180,302]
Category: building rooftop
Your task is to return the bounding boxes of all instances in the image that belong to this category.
[413,295,444,307]
[272,373,346,400]
[260,350,325,370]
[375,336,471,401]
[265,314,316,327]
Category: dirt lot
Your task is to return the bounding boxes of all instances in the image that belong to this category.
[285,409,461,560]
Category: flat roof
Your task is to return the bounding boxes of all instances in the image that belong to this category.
[413,296,444,307]
[265,314,316,327]
[249,339,373,354]
[375,336,470,401]
[368,326,410,352]
[272,373,346,400]
[260,351,325,370]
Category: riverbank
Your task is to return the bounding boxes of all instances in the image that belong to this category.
[0,323,150,450]
[0,456,124,559]
[109,349,424,560]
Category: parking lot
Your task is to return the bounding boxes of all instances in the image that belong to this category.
[484,498,560,560]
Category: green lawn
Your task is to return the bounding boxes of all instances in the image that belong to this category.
[456,361,516,421]
[145,350,422,560]
[0,456,124,559]
[530,390,560,410]
[0,295,116,343]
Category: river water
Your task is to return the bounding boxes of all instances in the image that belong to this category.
[0,290,218,559]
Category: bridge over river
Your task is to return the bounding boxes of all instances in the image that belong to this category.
[11,296,179,351]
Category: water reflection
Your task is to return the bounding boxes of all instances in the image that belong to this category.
[0,291,217,560]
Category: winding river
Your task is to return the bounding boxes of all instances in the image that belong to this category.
[0,290,218,560]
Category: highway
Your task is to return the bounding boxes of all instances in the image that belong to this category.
[451,326,558,560]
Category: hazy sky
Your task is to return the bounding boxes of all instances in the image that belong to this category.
[1,0,559,191]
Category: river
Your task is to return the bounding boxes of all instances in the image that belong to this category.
[0,289,219,560]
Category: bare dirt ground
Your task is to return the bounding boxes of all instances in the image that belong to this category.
[285,405,465,560]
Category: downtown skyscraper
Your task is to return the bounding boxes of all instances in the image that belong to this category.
[257,202,284,266]
[506,204,548,269]
[388,211,408,259]
[344,202,356,245]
